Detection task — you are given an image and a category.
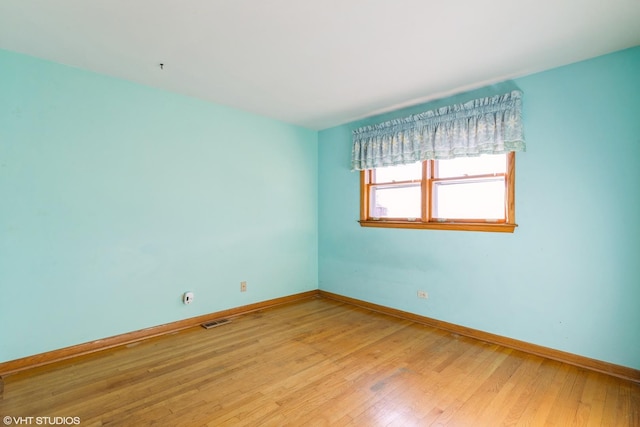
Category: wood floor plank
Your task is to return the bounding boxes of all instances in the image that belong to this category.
[472,352,541,424]
[0,297,638,426]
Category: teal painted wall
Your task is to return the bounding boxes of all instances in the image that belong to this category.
[0,49,318,363]
[2,46,638,370]
[319,47,640,369]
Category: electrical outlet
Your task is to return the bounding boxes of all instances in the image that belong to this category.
[183,292,194,304]
[417,290,428,299]
[240,281,247,292]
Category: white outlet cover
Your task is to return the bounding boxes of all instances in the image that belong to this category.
[183,292,194,304]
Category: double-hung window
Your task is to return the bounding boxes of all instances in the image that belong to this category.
[360,152,516,232]
[352,90,525,233]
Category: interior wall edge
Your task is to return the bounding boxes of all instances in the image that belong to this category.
[3,289,637,385]
[319,290,640,384]
[0,290,319,378]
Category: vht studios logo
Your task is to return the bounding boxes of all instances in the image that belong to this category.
[3,416,81,425]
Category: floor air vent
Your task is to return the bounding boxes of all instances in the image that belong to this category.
[201,319,232,329]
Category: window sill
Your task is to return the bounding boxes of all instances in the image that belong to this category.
[358,220,517,233]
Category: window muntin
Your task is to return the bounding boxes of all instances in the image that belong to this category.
[360,153,516,232]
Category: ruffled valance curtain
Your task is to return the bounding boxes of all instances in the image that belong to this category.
[351,90,526,171]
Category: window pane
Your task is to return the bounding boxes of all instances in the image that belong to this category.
[436,154,506,178]
[370,185,421,218]
[432,179,505,220]
[374,162,422,183]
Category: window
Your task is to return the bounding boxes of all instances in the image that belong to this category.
[360,152,516,232]
[352,90,525,232]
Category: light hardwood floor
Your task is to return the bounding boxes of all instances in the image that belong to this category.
[1,297,638,426]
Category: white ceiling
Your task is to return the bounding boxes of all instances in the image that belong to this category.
[1,0,639,130]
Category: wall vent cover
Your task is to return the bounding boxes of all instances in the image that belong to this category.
[201,319,231,329]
